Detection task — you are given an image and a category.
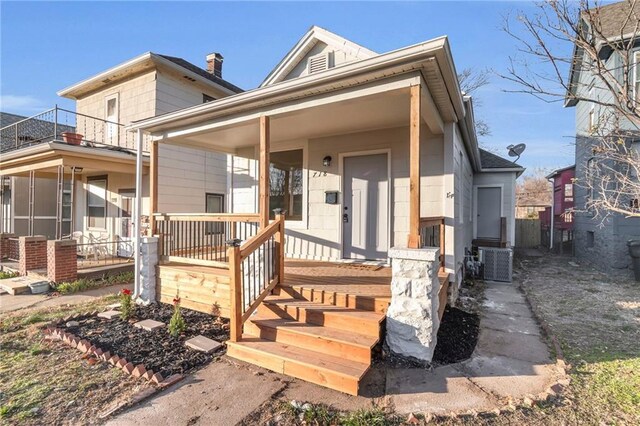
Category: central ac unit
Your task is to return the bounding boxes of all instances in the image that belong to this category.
[480,247,513,282]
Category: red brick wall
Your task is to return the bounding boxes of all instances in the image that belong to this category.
[47,240,78,283]
[0,233,16,260]
[18,236,47,276]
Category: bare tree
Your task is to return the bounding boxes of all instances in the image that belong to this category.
[501,0,640,218]
[458,67,492,137]
[516,169,553,207]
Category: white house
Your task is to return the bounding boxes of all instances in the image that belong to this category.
[127,26,523,395]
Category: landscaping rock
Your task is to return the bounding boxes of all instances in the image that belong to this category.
[108,355,120,366]
[66,321,80,328]
[133,319,165,331]
[122,362,135,375]
[132,364,146,378]
[151,372,164,385]
[142,370,154,381]
[185,335,222,353]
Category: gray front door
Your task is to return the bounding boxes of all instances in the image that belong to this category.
[477,187,502,239]
[343,153,389,260]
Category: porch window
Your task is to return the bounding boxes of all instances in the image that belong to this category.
[205,193,224,234]
[87,176,107,229]
[269,149,303,221]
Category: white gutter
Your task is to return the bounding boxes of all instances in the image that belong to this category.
[127,36,465,133]
[133,130,144,299]
[547,176,555,250]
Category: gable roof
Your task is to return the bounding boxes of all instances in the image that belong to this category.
[0,112,27,128]
[58,52,243,100]
[585,0,640,40]
[479,148,524,172]
[260,26,377,87]
[565,1,640,106]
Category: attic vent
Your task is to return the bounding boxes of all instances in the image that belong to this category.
[183,75,196,82]
[308,53,329,74]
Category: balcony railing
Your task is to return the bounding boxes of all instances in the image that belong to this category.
[0,106,150,154]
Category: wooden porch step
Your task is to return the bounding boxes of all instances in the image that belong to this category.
[276,285,390,314]
[244,315,378,364]
[227,335,369,395]
[259,296,385,338]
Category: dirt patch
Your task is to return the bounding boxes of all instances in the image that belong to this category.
[60,303,229,378]
[0,297,148,425]
[432,306,480,365]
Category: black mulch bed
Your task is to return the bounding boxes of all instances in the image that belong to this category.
[60,303,229,378]
[432,306,480,365]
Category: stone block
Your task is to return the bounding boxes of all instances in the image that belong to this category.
[122,362,135,375]
[185,335,223,353]
[98,310,121,320]
[150,372,164,385]
[108,355,120,366]
[386,246,440,362]
[134,319,165,331]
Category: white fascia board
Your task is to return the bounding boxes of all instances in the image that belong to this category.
[57,52,153,99]
[0,142,149,163]
[128,36,462,134]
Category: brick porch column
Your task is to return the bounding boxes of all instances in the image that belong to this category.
[47,240,78,283]
[0,233,16,260]
[18,236,47,276]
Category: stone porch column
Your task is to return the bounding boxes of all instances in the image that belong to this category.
[386,247,441,362]
[138,236,158,304]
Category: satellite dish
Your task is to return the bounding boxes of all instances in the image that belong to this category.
[507,143,527,162]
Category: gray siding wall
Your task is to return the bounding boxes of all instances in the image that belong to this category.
[572,47,640,274]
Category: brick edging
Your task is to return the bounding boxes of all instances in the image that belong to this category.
[43,313,184,390]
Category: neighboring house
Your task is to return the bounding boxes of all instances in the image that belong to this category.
[539,165,575,250]
[0,52,242,259]
[565,1,640,273]
[129,26,524,394]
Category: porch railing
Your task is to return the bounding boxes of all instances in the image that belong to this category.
[228,211,285,342]
[419,216,445,271]
[0,106,151,154]
[154,213,261,268]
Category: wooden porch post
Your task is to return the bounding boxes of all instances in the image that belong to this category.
[149,140,158,236]
[228,242,242,342]
[259,116,270,229]
[274,210,285,284]
[408,85,421,248]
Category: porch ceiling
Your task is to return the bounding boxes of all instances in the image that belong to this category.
[161,86,414,153]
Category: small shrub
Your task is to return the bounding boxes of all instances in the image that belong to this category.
[55,278,96,294]
[168,296,186,337]
[21,314,45,326]
[0,270,18,280]
[120,288,133,320]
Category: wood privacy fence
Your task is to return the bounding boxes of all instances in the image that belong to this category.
[515,219,541,248]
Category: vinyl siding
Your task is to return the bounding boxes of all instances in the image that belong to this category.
[283,41,365,82]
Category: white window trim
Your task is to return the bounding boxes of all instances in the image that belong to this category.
[634,51,640,104]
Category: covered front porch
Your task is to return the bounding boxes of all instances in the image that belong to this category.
[134,59,459,394]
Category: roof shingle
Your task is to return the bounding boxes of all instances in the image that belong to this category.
[479,148,522,170]
[157,54,244,94]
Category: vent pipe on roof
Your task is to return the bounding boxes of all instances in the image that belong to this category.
[206,53,224,78]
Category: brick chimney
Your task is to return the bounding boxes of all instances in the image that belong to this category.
[206,53,224,78]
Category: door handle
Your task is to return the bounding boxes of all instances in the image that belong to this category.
[343,213,349,223]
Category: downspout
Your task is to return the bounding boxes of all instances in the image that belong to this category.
[547,177,554,250]
[134,129,144,298]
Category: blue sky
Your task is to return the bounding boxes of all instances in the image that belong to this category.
[1,1,576,173]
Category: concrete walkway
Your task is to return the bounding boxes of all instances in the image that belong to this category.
[106,281,563,423]
[387,280,562,415]
[0,283,133,315]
